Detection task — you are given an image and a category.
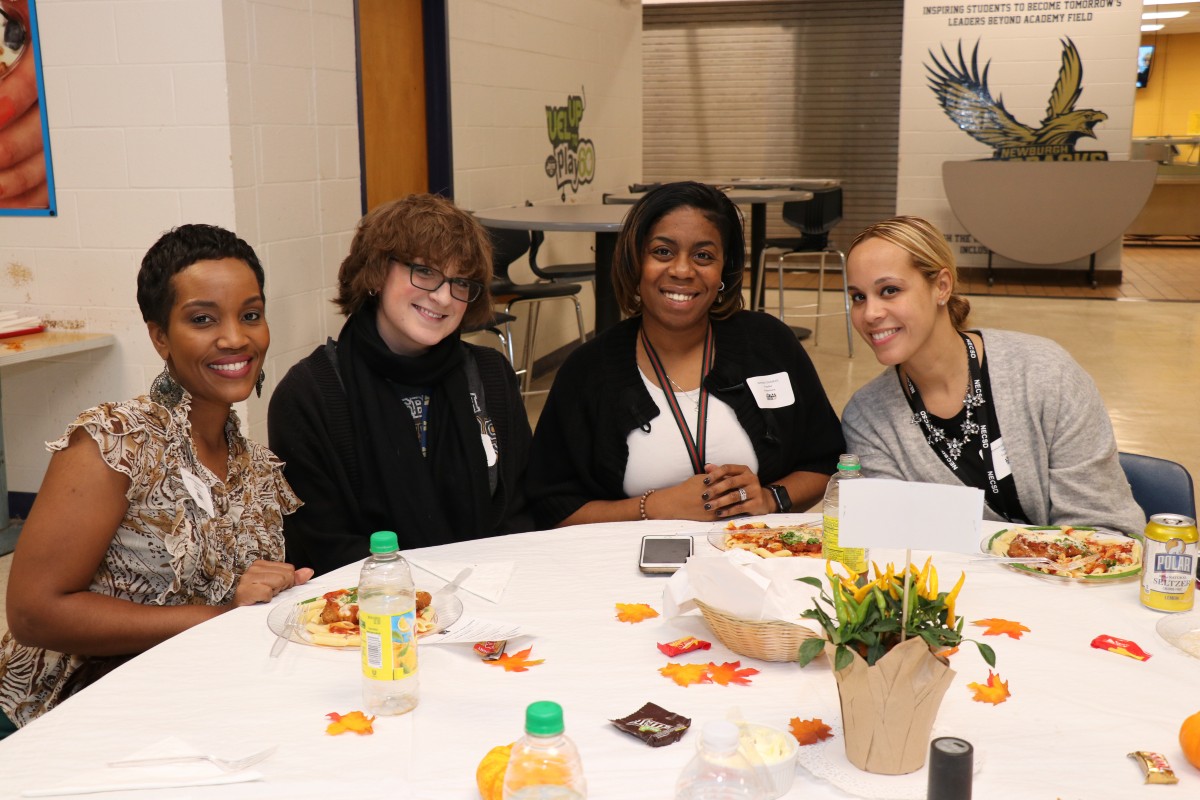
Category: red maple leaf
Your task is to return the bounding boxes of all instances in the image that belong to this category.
[706,660,759,686]
[967,671,1011,705]
[789,717,834,745]
[486,646,545,673]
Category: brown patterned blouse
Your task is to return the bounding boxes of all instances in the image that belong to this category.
[0,393,300,726]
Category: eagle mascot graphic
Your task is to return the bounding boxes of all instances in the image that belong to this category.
[927,38,1108,161]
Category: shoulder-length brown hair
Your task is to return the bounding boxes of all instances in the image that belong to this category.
[335,193,494,330]
[847,215,971,329]
[612,181,745,320]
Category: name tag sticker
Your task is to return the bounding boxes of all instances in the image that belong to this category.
[179,467,215,518]
[481,433,498,467]
[747,372,794,409]
[991,437,1012,481]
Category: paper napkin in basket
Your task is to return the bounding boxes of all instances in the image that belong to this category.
[664,550,824,625]
[21,736,266,797]
[408,559,513,603]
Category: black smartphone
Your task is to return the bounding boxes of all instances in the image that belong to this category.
[638,535,694,574]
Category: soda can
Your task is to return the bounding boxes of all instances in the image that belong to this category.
[1140,514,1199,613]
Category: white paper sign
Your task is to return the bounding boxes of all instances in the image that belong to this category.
[746,372,794,409]
[837,478,983,554]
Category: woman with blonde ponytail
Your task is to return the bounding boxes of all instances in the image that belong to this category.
[840,216,1143,538]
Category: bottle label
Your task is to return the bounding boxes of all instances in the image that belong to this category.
[360,608,418,682]
[822,515,867,573]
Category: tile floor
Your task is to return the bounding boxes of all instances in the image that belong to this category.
[2,263,1198,641]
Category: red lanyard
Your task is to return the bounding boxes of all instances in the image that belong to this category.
[640,325,715,475]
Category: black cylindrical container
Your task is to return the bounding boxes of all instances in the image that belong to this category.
[927,736,972,800]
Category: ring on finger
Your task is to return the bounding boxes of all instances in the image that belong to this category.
[737,487,748,502]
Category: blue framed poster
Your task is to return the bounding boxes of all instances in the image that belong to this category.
[0,0,56,216]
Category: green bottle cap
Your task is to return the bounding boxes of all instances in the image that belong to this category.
[524,701,565,736]
[369,531,399,554]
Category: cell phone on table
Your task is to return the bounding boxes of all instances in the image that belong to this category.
[639,535,694,574]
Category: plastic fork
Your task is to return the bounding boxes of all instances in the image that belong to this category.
[434,567,473,600]
[270,601,303,658]
[108,746,276,773]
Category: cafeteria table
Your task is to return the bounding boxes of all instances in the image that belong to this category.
[473,204,630,334]
[603,189,813,320]
[2,516,1198,798]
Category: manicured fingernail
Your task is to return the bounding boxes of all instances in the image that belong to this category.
[703,477,710,485]
[702,492,709,500]
[704,503,711,511]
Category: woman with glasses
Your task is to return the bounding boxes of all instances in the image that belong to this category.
[269,194,533,575]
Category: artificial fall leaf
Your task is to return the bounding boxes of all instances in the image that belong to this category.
[789,717,834,746]
[615,603,660,623]
[486,646,546,673]
[706,660,759,686]
[967,671,1012,705]
[659,661,712,687]
[325,710,376,736]
[972,618,1031,640]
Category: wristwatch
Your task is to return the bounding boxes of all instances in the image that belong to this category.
[766,484,791,513]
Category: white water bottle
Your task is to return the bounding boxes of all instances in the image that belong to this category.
[821,453,867,573]
[358,530,419,715]
[674,721,765,800]
[503,701,587,799]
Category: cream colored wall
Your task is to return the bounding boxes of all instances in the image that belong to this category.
[1134,33,1200,137]
[0,0,358,492]
[449,0,643,363]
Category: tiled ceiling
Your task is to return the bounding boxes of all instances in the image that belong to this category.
[1143,1,1200,34]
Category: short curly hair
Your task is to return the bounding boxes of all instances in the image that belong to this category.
[611,181,745,320]
[335,194,494,330]
[137,224,264,330]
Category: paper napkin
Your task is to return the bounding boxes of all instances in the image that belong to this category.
[21,736,266,797]
[408,559,514,603]
[664,549,823,625]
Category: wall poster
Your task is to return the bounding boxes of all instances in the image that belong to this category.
[0,0,55,216]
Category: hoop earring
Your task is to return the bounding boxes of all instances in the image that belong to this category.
[719,281,726,292]
[255,370,266,398]
[150,362,183,409]
[368,289,378,297]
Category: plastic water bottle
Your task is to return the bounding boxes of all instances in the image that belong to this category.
[674,720,765,800]
[359,530,419,715]
[821,453,867,573]
[502,701,587,800]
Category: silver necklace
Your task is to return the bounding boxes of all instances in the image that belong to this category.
[909,382,984,465]
[666,375,700,411]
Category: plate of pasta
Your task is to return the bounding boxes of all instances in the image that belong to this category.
[709,521,825,559]
[982,525,1142,582]
[267,586,463,649]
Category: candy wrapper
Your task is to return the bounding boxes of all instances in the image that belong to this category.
[1091,635,1151,661]
[657,636,711,657]
[610,702,691,747]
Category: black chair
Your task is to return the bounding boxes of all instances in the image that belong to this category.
[1119,451,1196,519]
[463,310,518,364]
[486,226,587,395]
[757,186,853,356]
[529,230,595,283]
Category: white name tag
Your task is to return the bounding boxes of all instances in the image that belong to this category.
[179,467,215,518]
[481,432,498,467]
[991,437,1012,481]
[746,372,795,409]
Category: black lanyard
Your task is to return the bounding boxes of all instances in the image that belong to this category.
[640,325,714,475]
[900,332,1023,522]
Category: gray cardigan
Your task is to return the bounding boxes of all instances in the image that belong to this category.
[842,329,1145,539]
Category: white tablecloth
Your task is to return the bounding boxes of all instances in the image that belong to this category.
[1,516,1197,798]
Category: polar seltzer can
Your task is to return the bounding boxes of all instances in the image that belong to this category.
[1140,514,1199,612]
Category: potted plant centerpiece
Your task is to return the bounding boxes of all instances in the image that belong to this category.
[796,558,996,775]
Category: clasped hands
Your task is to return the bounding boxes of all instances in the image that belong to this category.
[231,560,314,607]
[643,463,774,521]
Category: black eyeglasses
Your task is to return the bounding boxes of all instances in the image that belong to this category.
[391,259,484,303]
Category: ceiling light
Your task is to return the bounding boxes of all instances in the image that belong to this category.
[1143,0,1198,5]
[1141,23,1166,29]
[1143,10,1189,16]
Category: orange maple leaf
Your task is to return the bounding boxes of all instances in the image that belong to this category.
[967,671,1011,705]
[971,618,1030,639]
[615,603,660,623]
[706,660,759,686]
[789,717,834,746]
[659,662,712,687]
[325,710,376,735]
[486,646,545,673]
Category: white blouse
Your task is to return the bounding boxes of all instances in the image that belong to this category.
[623,369,758,497]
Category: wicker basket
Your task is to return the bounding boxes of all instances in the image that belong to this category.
[694,599,819,662]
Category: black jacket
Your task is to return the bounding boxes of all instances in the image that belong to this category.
[526,311,845,527]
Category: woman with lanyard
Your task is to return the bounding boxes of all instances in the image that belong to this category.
[525,181,844,527]
[840,216,1144,538]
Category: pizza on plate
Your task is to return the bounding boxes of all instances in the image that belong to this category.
[723,521,824,558]
[300,587,436,648]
